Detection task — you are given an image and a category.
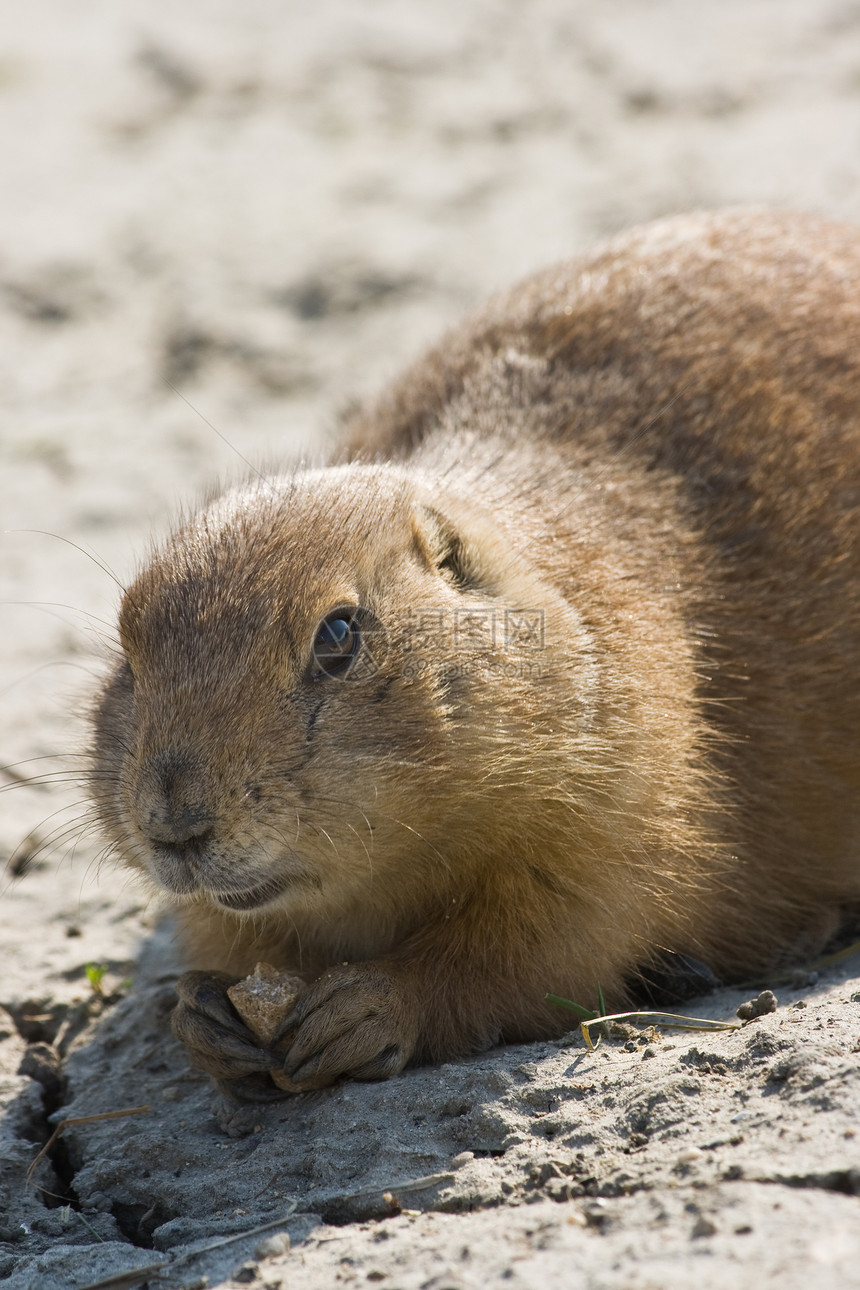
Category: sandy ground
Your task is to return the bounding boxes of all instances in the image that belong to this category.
[2,2,860,1287]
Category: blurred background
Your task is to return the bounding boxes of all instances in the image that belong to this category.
[3,0,860,921]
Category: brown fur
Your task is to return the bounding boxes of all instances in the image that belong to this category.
[92,210,860,1094]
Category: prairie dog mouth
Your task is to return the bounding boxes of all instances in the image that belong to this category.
[211,877,290,911]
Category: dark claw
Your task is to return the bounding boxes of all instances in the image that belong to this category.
[171,969,279,1080]
[352,1043,404,1081]
[274,966,377,1043]
[180,1036,278,1079]
[174,970,242,1026]
[283,1021,404,1084]
[274,1007,301,1041]
[215,1074,293,1104]
[287,1054,322,1084]
[280,1018,346,1080]
[275,978,335,1039]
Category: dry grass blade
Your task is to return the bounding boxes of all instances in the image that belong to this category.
[76,1262,169,1290]
[68,1205,300,1290]
[170,1203,298,1265]
[26,1105,150,1185]
[579,1009,742,1051]
[547,993,742,1051]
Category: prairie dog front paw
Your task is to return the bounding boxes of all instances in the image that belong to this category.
[172,967,311,1102]
[278,961,420,1086]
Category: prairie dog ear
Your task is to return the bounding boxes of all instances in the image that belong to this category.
[411,504,474,589]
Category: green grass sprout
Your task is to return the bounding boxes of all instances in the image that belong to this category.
[84,963,108,996]
[545,992,599,1021]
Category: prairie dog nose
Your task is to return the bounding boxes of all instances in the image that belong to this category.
[137,749,215,845]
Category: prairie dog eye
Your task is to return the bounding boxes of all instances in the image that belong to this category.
[312,609,360,676]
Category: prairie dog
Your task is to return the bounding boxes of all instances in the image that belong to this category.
[92,210,860,1099]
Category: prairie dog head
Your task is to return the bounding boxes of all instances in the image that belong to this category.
[92,462,592,925]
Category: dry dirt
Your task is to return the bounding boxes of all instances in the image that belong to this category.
[2,3,860,1287]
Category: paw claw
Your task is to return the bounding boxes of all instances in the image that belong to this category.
[286,1055,321,1084]
[352,1043,404,1081]
[278,963,417,1084]
[215,1074,293,1104]
[171,969,275,1081]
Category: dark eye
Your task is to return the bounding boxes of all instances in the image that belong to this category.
[312,609,360,676]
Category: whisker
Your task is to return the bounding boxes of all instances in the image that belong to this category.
[308,824,340,859]
[94,729,139,763]
[346,821,373,886]
[0,771,114,796]
[3,807,103,889]
[2,752,89,770]
[164,382,277,496]
[2,600,119,634]
[5,529,125,591]
[297,790,456,881]
[0,659,112,698]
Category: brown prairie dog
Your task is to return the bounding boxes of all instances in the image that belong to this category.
[92,210,860,1100]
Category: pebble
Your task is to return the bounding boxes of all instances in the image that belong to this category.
[256,1232,291,1259]
[736,989,778,1021]
[691,1215,718,1239]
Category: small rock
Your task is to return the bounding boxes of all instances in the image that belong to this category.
[691,1215,718,1239]
[583,1200,609,1230]
[256,1232,290,1259]
[736,989,778,1021]
[18,1042,62,1100]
